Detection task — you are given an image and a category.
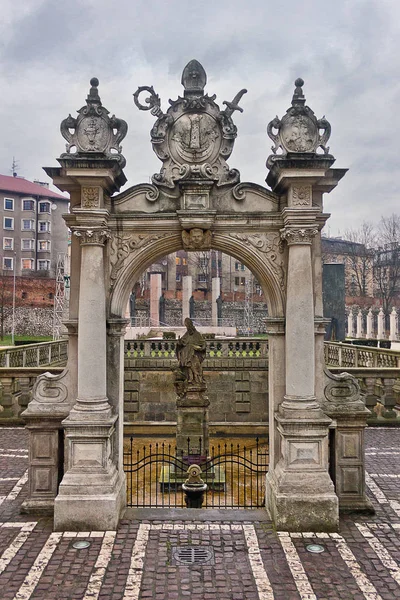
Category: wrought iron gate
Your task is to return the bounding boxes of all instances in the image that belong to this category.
[123,437,269,509]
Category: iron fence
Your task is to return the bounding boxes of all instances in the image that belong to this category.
[123,436,269,509]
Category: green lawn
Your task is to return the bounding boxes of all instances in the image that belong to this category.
[0,335,53,347]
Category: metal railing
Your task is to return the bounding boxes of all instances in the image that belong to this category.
[124,338,268,359]
[123,436,269,509]
[0,340,68,368]
[324,341,400,368]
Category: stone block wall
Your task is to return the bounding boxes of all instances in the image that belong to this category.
[124,357,269,425]
[1,307,54,336]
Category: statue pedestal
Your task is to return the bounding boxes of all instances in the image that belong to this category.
[176,384,210,459]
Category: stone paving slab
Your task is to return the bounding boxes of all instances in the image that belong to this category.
[1,426,400,598]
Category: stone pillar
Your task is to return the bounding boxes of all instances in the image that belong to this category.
[390,307,398,341]
[211,277,221,327]
[347,310,354,338]
[367,309,374,339]
[54,228,125,530]
[182,275,192,324]
[266,211,338,532]
[377,307,385,339]
[150,273,162,327]
[356,310,363,338]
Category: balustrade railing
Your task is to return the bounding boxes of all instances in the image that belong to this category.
[0,340,68,368]
[124,337,268,359]
[324,341,400,368]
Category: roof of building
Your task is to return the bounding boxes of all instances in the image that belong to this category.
[0,174,68,201]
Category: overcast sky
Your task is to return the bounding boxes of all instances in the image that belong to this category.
[0,0,398,236]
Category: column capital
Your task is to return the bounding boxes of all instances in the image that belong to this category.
[73,228,111,246]
[107,318,130,337]
[280,226,318,246]
[265,317,285,336]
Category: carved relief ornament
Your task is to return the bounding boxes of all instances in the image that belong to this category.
[280,227,318,246]
[228,232,285,291]
[81,186,101,208]
[182,228,212,250]
[291,185,312,207]
[133,59,246,191]
[109,233,171,287]
[73,228,111,246]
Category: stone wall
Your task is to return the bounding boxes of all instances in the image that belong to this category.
[124,357,269,426]
[1,307,54,336]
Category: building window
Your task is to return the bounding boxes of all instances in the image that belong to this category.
[21,259,34,270]
[235,262,239,271]
[39,201,51,213]
[3,238,13,250]
[22,219,35,231]
[3,257,13,270]
[176,273,181,282]
[4,198,14,211]
[198,274,207,283]
[3,217,14,230]
[38,240,50,252]
[234,277,239,286]
[241,264,245,271]
[182,257,187,265]
[39,221,50,232]
[22,238,34,250]
[241,277,245,286]
[23,199,35,211]
[175,257,181,265]
[37,260,50,270]
[199,257,208,267]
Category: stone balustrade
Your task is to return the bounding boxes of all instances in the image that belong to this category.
[347,306,399,340]
[324,341,400,368]
[124,337,268,360]
[0,340,68,368]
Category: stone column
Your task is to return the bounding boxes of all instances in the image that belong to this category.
[347,310,354,338]
[150,274,162,327]
[367,309,374,339]
[182,275,192,324]
[377,308,385,339]
[356,310,363,338]
[211,277,221,327]
[266,213,338,532]
[390,307,398,341]
[54,228,125,530]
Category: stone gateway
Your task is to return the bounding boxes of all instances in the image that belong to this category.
[21,61,371,532]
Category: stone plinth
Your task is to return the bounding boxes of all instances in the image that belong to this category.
[176,384,209,459]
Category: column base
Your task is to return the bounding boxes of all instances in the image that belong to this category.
[266,411,339,532]
[54,414,126,531]
[266,470,339,532]
[54,469,126,531]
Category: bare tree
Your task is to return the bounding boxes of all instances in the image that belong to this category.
[187,251,211,291]
[343,222,375,297]
[373,214,400,314]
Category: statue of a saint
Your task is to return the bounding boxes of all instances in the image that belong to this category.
[176,318,206,386]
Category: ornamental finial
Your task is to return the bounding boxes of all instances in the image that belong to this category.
[60,77,128,166]
[292,78,305,106]
[181,59,207,97]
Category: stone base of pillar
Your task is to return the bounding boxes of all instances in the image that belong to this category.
[21,417,63,515]
[54,416,126,531]
[266,412,339,532]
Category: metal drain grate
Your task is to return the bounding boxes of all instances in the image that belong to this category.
[172,545,214,566]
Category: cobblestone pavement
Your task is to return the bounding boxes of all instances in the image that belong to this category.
[1,426,400,599]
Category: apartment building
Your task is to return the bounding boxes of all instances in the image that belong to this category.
[0,174,69,277]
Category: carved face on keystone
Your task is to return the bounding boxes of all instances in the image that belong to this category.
[189,228,204,248]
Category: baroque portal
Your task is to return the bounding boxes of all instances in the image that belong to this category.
[21,59,371,532]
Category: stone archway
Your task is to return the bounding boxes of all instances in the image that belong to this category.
[24,62,354,532]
